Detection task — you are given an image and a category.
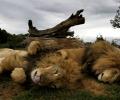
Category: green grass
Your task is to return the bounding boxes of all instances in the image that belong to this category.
[0,74,120,100]
[12,87,97,100]
[12,84,120,100]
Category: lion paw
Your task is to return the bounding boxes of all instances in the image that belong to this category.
[28,41,42,55]
[11,68,26,84]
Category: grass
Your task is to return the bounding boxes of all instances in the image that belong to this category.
[13,83,120,100]
[12,86,114,100]
[13,87,105,100]
[0,74,120,100]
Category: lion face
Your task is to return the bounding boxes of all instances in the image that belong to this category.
[31,50,68,88]
[98,68,120,83]
[31,65,66,87]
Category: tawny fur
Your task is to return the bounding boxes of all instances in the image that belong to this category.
[31,47,105,94]
[11,68,26,83]
[36,50,85,88]
[0,40,120,94]
[89,41,120,83]
[0,50,28,72]
[0,48,28,83]
[31,41,120,94]
[27,41,42,55]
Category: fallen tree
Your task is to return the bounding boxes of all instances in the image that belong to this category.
[28,9,85,38]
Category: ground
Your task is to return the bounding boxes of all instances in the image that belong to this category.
[0,73,120,100]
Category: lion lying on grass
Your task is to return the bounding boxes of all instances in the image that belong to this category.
[0,40,120,90]
[31,41,120,89]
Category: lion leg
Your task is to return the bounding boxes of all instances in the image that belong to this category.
[27,41,42,55]
[11,68,26,84]
[0,52,28,71]
[27,40,59,55]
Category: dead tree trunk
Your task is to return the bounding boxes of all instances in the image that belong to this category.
[28,9,85,38]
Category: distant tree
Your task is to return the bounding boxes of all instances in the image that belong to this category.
[110,6,120,28]
[0,28,12,43]
[0,27,28,48]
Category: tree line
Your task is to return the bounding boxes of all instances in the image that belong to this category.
[0,28,28,48]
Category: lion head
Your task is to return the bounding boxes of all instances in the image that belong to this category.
[31,65,66,88]
[30,49,82,88]
[31,50,68,88]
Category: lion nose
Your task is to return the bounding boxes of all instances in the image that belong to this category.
[31,70,42,84]
[33,75,40,84]
[35,73,44,84]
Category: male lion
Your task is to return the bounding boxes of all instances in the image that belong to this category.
[31,41,120,89]
[0,40,120,88]
[0,39,83,84]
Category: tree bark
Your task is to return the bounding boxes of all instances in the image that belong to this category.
[28,9,85,38]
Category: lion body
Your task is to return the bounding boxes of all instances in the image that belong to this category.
[31,41,120,89]
[0,40,120,89]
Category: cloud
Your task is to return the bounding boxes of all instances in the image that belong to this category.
[0,0,119,41]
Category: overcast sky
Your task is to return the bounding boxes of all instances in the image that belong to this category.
[0,0,119,42]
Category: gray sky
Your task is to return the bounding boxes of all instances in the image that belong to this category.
[0,0,119,42]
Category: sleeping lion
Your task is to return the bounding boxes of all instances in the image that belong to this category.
[0,40,120,88]
[30,40,120,89]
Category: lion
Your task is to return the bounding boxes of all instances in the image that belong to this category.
[31,48,85,88]
[0,39,83,84]
[30,40,120,89]
[0,40,86,86]
[0,40,120,89]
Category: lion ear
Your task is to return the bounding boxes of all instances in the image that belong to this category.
[56,50,68,59]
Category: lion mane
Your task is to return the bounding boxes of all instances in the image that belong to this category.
[31,41,120,91]
[0,40,120,94]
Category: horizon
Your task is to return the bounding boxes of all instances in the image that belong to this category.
[0,0,119,42]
